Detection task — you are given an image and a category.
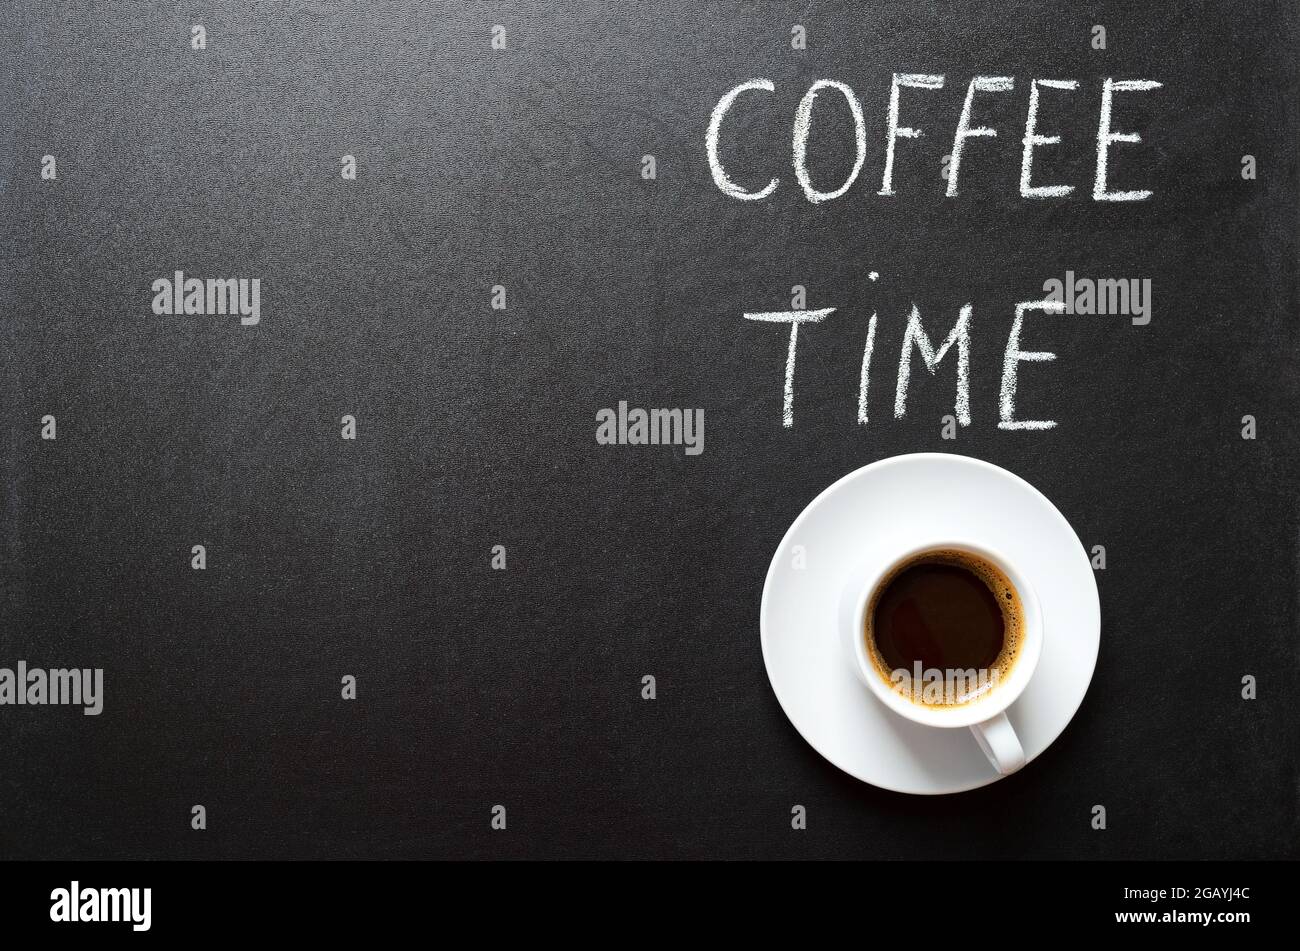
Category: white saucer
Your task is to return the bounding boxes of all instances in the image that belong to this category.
[760,453,1100,795]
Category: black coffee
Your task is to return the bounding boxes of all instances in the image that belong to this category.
[865,549,1023,706]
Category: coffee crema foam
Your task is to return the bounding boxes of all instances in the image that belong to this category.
[865,548,1024,707]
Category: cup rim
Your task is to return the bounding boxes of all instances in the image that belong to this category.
[852,538,1043,729]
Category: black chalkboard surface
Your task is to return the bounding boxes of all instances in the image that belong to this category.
[1,1,1296,860]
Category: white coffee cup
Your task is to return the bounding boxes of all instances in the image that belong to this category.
[841,539,1044,775]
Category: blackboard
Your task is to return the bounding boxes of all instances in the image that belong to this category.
[1,1,1296,860]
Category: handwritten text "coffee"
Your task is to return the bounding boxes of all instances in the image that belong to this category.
[709,75,1161,203]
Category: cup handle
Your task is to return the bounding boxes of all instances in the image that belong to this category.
[970,712,1025,776]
